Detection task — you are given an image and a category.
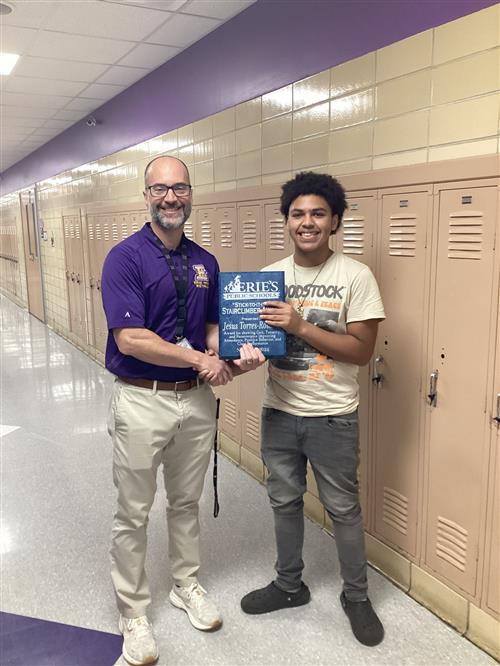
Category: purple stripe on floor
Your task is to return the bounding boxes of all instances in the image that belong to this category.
[0,612,122,665]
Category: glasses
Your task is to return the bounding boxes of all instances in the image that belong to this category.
[146,183,192,197]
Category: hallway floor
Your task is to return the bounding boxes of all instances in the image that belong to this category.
[0,294,495,666]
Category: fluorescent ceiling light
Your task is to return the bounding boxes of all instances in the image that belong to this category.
[0,53,20,75]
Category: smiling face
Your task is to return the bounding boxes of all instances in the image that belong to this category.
[143,156,192,231]
[286,194,339,256]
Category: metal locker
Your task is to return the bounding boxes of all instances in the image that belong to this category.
[424,184,498,596]
[128,209,145,237]
[238,203,264,271]
[214,205,238,272]
[339,193,378,527]
[19,189,45,322]
[87,214,107,353]
[217,381,241,442]
[195,207,215,254]
[237,202,267,457]
[372,190,431,558]
[264,201,293,266]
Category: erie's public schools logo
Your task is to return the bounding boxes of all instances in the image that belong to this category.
[193,264,209,288]
[224,274,279,300]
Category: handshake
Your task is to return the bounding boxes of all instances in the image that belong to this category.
[195,342,266,387]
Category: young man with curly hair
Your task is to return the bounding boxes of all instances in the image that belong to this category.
[241,171,386,647]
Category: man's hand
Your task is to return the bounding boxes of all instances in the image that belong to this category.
[196,351,233,386]
[232,342,266,372]
[260,300,302,335]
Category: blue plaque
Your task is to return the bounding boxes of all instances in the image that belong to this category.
[219,271,286,359]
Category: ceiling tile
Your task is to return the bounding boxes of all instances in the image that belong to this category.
[1,25,39,53]
[1,1,58,29]
[63,98,105,112]
[183,0,255,20]
[41,119,76,130]
[104,0,188,10]
[117,43,180,68]
[1,117,45,129]
[147,13,220,47]
[1,106,55,119]
[13,56,109,82]
[52,109,89,121]
[2,92,69,109]
[96,65,149,86]
[4,76,88,97]
[79,82,126,100]
[25,30,134,64]
[48,0,172,41]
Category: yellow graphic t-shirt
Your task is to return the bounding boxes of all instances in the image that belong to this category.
[262,252,385,416]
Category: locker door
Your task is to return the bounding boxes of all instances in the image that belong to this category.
[195,207,215,254]
[336,195,376,265]
[338,193,377,524]
[88,215,107,353]
[238,203,264,271]
[214,205,237,272]
[72,214,87,344]
[63,216,78,335]
[184,215,195,242]
[129,210,145,237]
[237,203,267,455]
[425,185,497,595]
[264,201,293,266]
[373,191,430,557]
[19,189,45,322]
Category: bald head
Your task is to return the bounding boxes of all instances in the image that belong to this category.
[144,155,190,188]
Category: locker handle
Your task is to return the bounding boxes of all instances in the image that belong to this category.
[372,355,384,385]
[494,394,500,424]
[71,272,75,282]
[428,370,438,406]
[89,277,95,288]
[76,273,81,284]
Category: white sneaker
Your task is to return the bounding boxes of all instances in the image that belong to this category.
[169,582,222,631]
[118,615,159,665]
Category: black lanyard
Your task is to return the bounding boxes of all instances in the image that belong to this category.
[154,236,189,341]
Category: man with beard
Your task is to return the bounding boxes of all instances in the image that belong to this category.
[102,156,263,665]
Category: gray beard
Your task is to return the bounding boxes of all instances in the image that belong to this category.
[151,206,187,231]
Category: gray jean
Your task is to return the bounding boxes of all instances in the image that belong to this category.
[261,407,367,601]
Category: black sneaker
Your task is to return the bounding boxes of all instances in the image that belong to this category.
[241,581,310,614]
[340,591,384,646]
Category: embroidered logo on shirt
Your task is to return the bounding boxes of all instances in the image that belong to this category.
[124,312,131,318]
[193,264,209,289]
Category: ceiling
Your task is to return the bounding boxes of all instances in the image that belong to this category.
[0,0,256,172]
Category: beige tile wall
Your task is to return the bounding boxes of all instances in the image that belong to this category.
[1,5,498,327]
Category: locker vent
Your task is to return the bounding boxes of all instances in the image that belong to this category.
[74,222,80,239]
[121,223,128,240]
[447,213,483,260]
[242,219,257,249]
[130,221,139,234]
[269,218,286,250]
[436,516,467,571]
[389,215,417,257]
[103,222,110,242]
[112,223,119,242]
[382,487,408,535]
[88,219,94,240]
[224,399,237,427]
[220,220,233,248]
[245,410,260,442]
[201,220,212,247]
[184,221,194,240]
[95,220,102,241]
[342,216,365,255]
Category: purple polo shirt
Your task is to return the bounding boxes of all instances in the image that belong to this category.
[101,223,219,381]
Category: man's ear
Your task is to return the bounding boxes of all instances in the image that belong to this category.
[331,214,340,235]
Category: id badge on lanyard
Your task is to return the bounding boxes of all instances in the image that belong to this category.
[176,337,193,349]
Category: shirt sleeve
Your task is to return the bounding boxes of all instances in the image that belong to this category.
[346,266,386,324]
[206,257,220,323]
[101,245,146,329]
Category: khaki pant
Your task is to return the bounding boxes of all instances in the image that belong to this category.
[107,379,217,618]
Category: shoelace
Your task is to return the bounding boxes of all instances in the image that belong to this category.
[184,583,207,607]
[126,617,152,638]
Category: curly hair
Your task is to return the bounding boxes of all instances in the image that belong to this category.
[280,172,347,228]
